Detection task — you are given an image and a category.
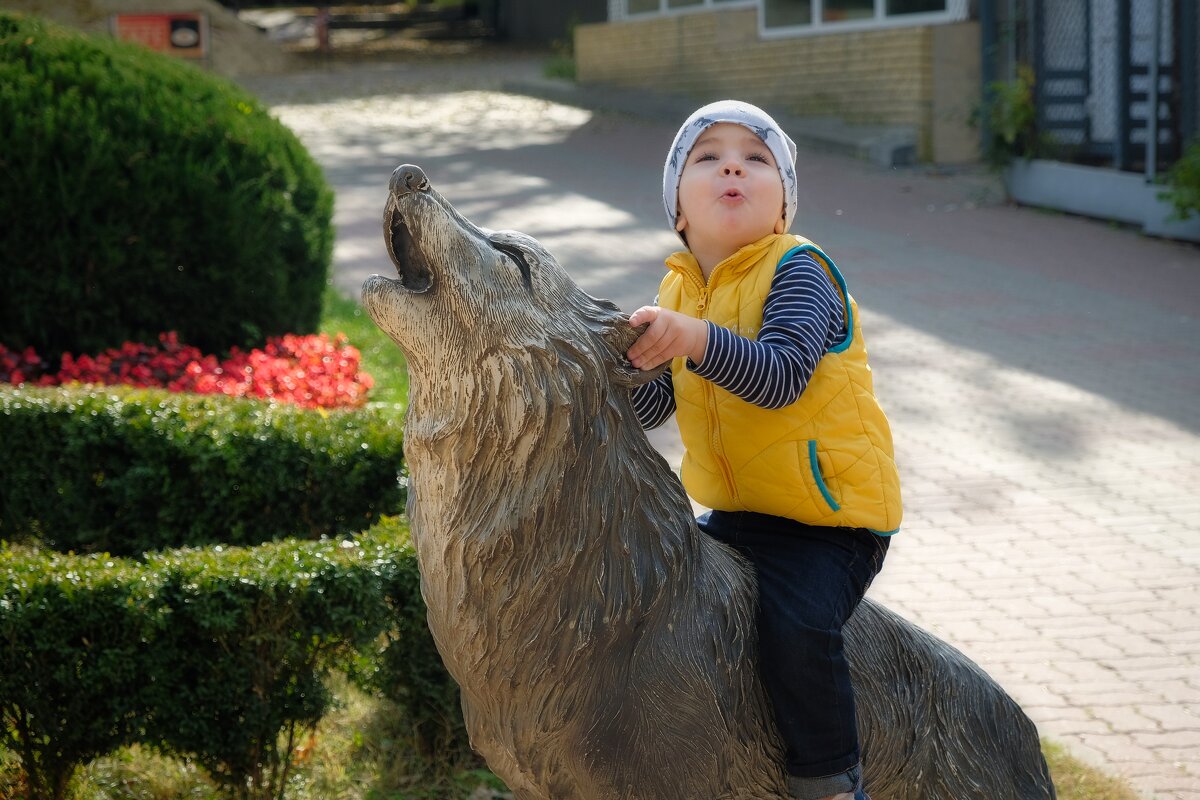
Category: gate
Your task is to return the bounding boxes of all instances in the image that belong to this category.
[983,0,1198,174]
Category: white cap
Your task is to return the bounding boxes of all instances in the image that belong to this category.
[663,99,798,243]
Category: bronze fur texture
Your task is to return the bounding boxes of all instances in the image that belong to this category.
[361,164,1056,800]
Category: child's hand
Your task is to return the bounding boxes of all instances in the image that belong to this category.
[627,306,708,370]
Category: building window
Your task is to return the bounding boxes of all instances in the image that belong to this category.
[887,0,944,13]
[764,0,812,27]
[823,0,873,22]
[618,0,960,27]
[763,0,959,33]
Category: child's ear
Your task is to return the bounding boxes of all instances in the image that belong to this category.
[601,316,669,388]
[675,211,688,233]
[774,213,786,234]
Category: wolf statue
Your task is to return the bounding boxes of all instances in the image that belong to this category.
[361,164,1056,800]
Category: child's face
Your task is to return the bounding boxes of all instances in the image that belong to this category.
[675,123,786,257]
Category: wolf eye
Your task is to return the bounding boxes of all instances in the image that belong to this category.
[492,242,533,291]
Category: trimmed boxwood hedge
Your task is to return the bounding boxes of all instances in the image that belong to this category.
[0,547,163,800]
[0,385,406,555]
[0,12,334,359]
[0,519,422,800]
[353,528,472,765]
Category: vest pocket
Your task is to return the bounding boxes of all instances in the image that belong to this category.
[806,440,841,512]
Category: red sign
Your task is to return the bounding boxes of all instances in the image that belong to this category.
[110,13,208,59]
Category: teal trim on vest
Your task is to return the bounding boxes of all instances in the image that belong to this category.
[869,527,901,536]
[807,440,841,512]
[778,243,854,354]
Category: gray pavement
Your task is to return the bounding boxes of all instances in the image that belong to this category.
[242,50,1200,800]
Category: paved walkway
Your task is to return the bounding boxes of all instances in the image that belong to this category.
[242,50,1200,800]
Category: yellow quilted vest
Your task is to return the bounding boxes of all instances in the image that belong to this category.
[659,233,902,534]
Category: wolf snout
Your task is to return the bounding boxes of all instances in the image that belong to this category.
[391,164,429,197]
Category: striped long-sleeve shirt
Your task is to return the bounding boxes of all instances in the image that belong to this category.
[631,251,847,430]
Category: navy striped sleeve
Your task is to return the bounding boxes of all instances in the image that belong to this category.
[630,368,676,430]
[691,252,846,409]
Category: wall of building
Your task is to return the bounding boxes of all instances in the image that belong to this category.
[575,7,980,163]
[929,21,980,163]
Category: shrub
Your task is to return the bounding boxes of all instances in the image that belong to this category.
[0,331,374,409]
[356,535,474,768]
[0,519,419,800]
[0,384,405,554]
[1163,137,1200,220]
[142,533,408,800]
[978,64,1040,167]
[0,13,334,360]
[0,549,163,800]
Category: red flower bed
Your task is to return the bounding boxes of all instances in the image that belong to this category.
[0,332,374,409]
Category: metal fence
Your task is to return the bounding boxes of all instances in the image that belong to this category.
[982,0,1198,175]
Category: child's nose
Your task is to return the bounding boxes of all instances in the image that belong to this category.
[720,159,745,176]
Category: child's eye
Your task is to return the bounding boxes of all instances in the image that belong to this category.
[694,152,717,162]
[748,153,770,164]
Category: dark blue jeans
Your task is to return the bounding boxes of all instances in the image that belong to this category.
[698,511,889,796]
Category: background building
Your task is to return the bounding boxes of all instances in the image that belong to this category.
[574,0,1199,174]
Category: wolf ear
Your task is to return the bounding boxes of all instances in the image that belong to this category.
[601,316,669,388]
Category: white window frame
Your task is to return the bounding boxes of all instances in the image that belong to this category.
[615,0,757,22]
[759,0,968,38]
[610,0,968,34]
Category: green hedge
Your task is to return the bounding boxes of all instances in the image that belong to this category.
[0,519,433,800]
[0,13,334,359]
[0,549,162,800]
[0,385,406,555]
[352,534,472,765]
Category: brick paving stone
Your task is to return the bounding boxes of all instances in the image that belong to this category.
[1159,633,1200,653]
[1041,621,1135,641]
[1135,731,1200,750]
[1066,689,1159,708]
[1110,663,1200,682]
[1036,715,1114,739]
[1042,658,1126,683]
[1091,705,1164,733]
[1104,632,1183,652]
[251,57,1200,799]
[1078,734,1163,767]
[1102,655,1196,674]
[1138,704,1200,729]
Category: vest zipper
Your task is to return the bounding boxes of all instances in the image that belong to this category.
[692,276,738,504]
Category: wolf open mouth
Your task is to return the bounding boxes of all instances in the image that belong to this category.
[387,206,434,294]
